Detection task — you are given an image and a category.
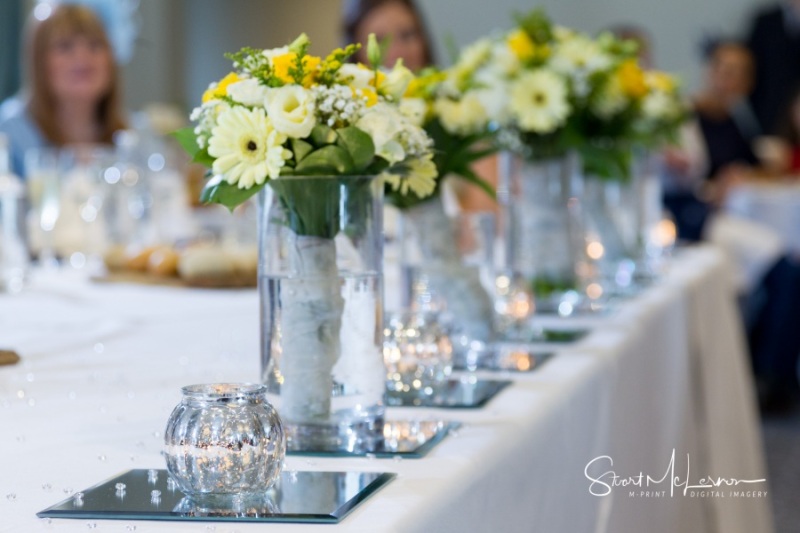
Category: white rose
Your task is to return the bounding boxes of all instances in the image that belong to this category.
[262,46,289,62]
[356,103,406,163]
[434,92,488,135]
[383,59,414,100]
[226,78,269,107]
[338,63,374,90]
[264,85,316,139]
[399,97,427,127]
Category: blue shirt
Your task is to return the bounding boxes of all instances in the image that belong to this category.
[0,97,48,179]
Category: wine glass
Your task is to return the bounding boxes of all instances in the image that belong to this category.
[24,147,62,269]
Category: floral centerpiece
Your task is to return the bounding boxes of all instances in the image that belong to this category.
[176,34,438,450]
[382,57,500,342]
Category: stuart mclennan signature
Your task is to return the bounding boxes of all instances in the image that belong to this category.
[584,449,766,497]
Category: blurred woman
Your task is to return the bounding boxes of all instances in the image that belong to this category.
[342,0,435,71]
[343,0,496,212]
[0,3,126,177]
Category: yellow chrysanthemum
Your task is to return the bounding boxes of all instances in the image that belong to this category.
[617,59,647,99]
[208,106,291,189]
[271,53,321,87]
[202,72,241,103]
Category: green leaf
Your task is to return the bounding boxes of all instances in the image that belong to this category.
[200,176,262,211]
[336,127,375,172]
[310,125,337,146]
[193,148,215,168]
[291,138,314,162]
[172,128,201,158]
[295,145,355,175]
[455,166,497,201]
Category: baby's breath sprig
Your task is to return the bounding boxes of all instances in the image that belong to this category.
[225,47,272,80]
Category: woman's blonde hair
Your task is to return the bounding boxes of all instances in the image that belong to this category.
[26,4,126,145]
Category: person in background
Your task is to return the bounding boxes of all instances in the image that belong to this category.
[772,85,800,174]
[0,3,126,178]
[747,0,800,135]
[342,0,435,72]
[342,0,496,213]
[664,39,800,413]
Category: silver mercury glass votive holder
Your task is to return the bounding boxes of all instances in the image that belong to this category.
[163,383,285,501]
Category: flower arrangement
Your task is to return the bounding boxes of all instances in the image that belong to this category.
[388,61,498,209]
[462,9,687,179]
[175,33,438,216]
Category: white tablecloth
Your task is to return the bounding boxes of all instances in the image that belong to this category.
[0,246,772,532]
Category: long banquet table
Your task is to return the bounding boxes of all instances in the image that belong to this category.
[0,246,773,532]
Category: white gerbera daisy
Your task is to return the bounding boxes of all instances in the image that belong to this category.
[509,70,570,134]
[208,106,291,189]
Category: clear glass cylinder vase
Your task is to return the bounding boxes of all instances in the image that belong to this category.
[581,175,638,294]
[258,175,385,453]
[398,197,495,342]
[501,152,591,319]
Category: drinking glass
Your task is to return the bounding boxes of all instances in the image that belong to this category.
[24,147,61,268]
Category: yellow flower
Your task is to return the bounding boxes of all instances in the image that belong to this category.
[360,87,379,107]
[370,70,387,91]
[271,53,321,87]
[404,70,445,99]
[617,59,647,99]
[508,29,536,61]
[202,72,241,103]
[646,71,676,93]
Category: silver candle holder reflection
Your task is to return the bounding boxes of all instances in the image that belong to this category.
[383,312,453,404]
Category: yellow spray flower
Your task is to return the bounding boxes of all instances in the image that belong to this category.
[617,59,647,99]
[271,53,321,87]
[202,72,241,103]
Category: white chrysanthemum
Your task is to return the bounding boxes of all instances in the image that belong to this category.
[553,25,576,42]
[208,106,291,189]
[264,85,316,139]
[226,78,269,107]
[642,91,678,121]
[399,97,427,127]
[434,92,488,136]
[382,154,437,198]
[551,36,611,80]
[592,77,627,118]
[508,70,570,134]
[490,41,521,76]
